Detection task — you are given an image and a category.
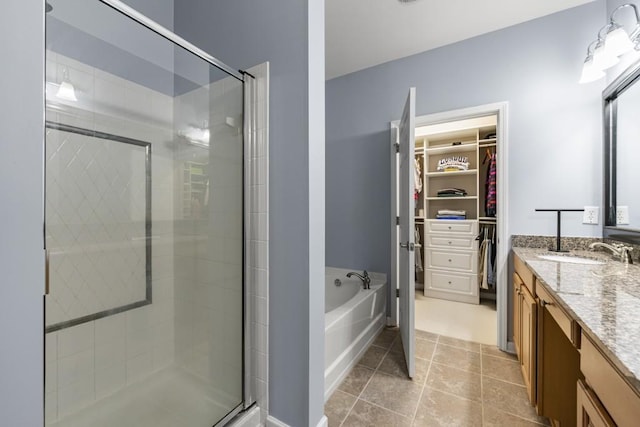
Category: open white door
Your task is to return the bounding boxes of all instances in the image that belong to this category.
[398,88,416,378]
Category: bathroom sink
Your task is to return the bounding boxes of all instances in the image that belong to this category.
[591,264,629,277]
[536,254,606,265]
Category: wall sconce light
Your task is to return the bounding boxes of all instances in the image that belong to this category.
[579,41,606,84]
[56,68,78,101]
[580,3,640,84]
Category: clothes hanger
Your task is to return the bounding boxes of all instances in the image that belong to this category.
[483,147,493,165]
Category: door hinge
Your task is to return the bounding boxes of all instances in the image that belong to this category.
[393,143,400,153]
[396,216,400,225]
[396,288,400,298]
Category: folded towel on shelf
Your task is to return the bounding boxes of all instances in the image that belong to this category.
[437,187,468,197]
[437,209,466,216]
[436,214,467,220]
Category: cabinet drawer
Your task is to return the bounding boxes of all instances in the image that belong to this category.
[426,234,477,250]
[426,249,477,273]
[426,220,477,235]
[536,283,577,345]
[581,332,640,427]
[425,270,477,296]
[577,379,615,427]
[514,254,535,294]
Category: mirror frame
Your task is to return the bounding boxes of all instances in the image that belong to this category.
[604,58,640,244]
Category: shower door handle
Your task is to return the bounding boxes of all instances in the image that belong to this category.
[45,249,50,295]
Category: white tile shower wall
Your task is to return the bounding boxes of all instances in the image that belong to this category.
[44,52,175,423]
[172,73,245,409]
[245,62,270,425]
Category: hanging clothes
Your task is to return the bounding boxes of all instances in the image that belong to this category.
[486,239,494,289]
[478,224,495,290]
[485,153,497,217]
[415,226,423,272]
[414,157,422,208]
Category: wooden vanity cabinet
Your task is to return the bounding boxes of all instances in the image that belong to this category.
[513,252,640,427]
[512,254,580,425]
[580,332,640,427]
[536,283,581,427]
[513,256,537,405]
[577,379,615,427]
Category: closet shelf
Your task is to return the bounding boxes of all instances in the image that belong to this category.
[479,216,497,223]
[426,196,477,201]
[425,143,477,155]
[426,169,477,177]
[478,138,497,144]
[479,142,497,148]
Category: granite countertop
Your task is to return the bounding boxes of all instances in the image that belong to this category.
[512,247,640,394]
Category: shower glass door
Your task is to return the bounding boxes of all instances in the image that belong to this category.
[44,1,245,426]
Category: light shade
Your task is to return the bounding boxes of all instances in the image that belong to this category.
[604,25,635,57]
[579,56,605,84]
[182,126,210,145]
[593,41,620,70]
[56,81,77,101]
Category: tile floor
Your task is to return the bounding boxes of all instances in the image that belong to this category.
[415,294,497,345]
[325,328,549,426]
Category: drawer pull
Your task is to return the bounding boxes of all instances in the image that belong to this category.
[448,226,452,230]
[541,300,552,307]
[448,281,452,284]
[448,259,452,262]
[448,241,452,245]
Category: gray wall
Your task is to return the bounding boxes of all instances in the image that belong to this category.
[174,2,325,426]
[124,0,174,29]
[326,1,606,282]
[0,2,45,425]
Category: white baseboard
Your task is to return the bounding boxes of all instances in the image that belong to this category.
[386,316,397,326]
[266,415,290,427]
[266,414,327,427]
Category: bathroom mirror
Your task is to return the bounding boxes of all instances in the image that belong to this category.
[604,58,640,244]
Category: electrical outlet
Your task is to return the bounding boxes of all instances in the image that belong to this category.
[617,206,630,225]
[583,206,599,224]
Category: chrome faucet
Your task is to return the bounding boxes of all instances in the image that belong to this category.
[589,242,634,264]
[346,270,371,289]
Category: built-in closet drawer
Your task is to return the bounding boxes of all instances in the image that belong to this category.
[426,234,477,250]
[425,270,477,297]
[426,220,477,235]
[426,248,478,273]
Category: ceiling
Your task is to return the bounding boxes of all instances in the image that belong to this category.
[325,0,595,80]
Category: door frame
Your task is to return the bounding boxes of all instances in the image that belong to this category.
[390,101,510,351]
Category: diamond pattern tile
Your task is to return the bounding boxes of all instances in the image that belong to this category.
[46,129,148,327]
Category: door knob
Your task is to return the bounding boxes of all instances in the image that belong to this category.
[399,242,415,251]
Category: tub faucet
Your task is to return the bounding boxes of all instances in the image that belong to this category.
[589,242,634,264]
[346,270,371,290]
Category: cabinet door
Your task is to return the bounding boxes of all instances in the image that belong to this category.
[513,272,522,360]
[520,284,537,405]
[577,380,615,427]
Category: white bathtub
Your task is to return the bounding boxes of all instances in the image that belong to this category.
[324,267,387,400]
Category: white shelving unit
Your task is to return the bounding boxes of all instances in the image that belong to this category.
[414,116,498,304]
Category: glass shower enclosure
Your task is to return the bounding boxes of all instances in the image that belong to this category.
[44,1,249,425]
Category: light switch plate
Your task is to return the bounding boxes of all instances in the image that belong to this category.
[617,206,630,225]
[583,206,599,225]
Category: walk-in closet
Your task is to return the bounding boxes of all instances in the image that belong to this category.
[413,114,498,343]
